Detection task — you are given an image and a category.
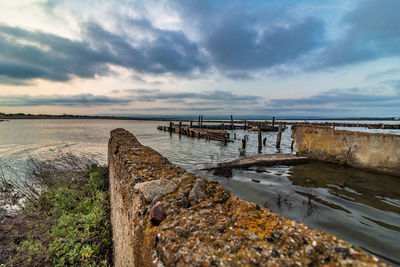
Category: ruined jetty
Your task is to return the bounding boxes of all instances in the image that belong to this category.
[109,128,385,266]
[157,123,231,142]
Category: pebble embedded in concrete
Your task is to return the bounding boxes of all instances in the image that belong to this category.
[134,179,177,203]
[150,201,166,225]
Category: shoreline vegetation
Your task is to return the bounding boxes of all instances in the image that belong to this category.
[0,112,398,121]
[0,155,112,266]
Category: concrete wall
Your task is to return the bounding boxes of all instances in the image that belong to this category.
[292,125,400,176]
[108,128,384,266]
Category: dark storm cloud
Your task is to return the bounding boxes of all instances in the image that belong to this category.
[319,0,400,68]
[0,20,206,84]
[2,0,399,86]
[0,94,132,106]
[204,17,324,70]
[175,1,325,71]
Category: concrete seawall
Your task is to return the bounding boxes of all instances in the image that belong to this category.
[292,125,400,176]
[108,128,385,266]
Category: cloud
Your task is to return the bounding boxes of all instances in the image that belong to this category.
[0,20,206,84]
[175,1,325,72]
[205,17,324,71]
[121,89,260,105]
[0,94,132,106]
[263,84,400,116]
[112,107,219,112]
[0,89,260,110]
[2,0,399,91]
[317,0,400,68]
[365,68,400,81]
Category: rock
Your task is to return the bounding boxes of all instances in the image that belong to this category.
[134,179,177,203]
[148,195,162,212]
[189,178,206,206]
[150,201,166,225]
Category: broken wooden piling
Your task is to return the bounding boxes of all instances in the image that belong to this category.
[276,123,283,148]
[258,123,262,152]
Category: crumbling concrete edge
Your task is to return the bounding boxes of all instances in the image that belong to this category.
[109,128,386,267]
[291,124,400,177]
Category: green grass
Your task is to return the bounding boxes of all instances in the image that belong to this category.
[8,164,112,266]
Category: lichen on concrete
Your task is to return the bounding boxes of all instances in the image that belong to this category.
[109,128,387,267]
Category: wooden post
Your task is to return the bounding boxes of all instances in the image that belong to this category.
[198,115,201,127]
[179,121,182,135]
[200,116,203,127]
[230,115,234,130]
[242,138,246,149]
[258,123,262,152]
[263,137,267,146]
[234,133,237,139]
[276,123,282,148]
[272,117,275,127]
[190,121,193,127]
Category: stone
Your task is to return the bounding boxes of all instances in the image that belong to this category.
[150,201,166,225]
[189,178,207,206]
[134,179,177,203]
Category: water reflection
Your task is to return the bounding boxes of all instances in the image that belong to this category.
[199,162,400,265]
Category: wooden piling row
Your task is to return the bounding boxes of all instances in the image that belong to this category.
[158,118,292,150]
[157,124,231,143]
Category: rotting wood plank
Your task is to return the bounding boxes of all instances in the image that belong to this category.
[205,154,309,170]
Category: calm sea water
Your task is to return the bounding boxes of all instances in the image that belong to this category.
[0,119,399,265]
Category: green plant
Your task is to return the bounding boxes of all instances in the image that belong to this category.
[4,160,112,266]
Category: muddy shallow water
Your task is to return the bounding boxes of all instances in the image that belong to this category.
[1,119,399,265]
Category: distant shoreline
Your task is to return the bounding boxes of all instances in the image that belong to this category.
[0,114,399,122]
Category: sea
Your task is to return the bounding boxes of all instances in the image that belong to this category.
[0,119,399,265]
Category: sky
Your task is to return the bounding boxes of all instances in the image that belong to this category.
[0,0,399,117]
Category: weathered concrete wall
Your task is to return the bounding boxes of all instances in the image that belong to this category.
[292,125,400,176]
[109,128,385,266]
